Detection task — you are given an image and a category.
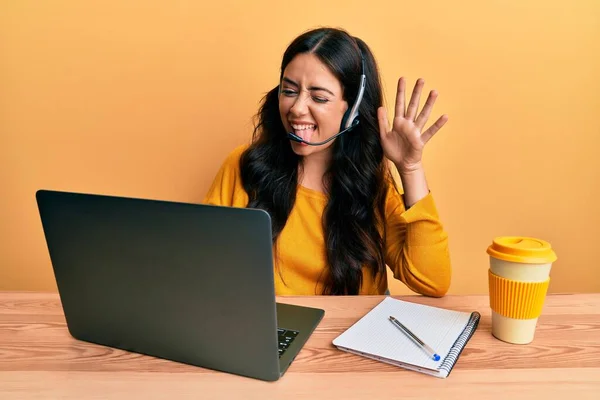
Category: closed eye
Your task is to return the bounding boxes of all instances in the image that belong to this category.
[281,77,336,98]
[281,89,329,104]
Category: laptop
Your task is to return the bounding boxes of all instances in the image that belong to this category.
[35,189,325,381]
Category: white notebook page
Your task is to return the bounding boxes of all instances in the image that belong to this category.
[332,297,472,371]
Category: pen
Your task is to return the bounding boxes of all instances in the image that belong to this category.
[389,316,441,362]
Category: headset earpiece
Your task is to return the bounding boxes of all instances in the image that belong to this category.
[341,55,367,130]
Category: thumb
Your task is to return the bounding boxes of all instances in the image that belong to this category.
[377,107,389,141]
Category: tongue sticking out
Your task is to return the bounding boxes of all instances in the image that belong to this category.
[294,127,316,144]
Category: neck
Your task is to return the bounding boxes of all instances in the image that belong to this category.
[298,150,331,193]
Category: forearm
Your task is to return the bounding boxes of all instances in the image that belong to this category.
[396,163,429,208]
[384,191,452,297]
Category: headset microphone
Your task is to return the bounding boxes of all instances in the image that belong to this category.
[286,119,359,146]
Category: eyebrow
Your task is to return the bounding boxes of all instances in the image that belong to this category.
[281,77,336,97]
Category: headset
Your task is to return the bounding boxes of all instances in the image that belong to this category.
[282,49,367,146]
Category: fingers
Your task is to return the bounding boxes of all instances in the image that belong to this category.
[394,77,406,119]
[405,78,424,121]
[414,90,438,130]
[377,107,389,140]
[421,114,449,144]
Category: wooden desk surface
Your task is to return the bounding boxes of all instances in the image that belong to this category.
[1,292,599,399]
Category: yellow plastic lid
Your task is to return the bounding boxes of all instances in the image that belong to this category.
[486,236,557,264]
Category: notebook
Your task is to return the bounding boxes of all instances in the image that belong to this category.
[332,297,480,378]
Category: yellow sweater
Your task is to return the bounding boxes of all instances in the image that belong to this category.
[203,145,451,296]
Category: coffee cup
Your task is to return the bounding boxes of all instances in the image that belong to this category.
[487,236,557,344]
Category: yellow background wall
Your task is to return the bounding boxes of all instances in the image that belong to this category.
[1,0,599,295]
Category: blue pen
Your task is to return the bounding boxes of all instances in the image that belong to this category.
[389,316,441,362]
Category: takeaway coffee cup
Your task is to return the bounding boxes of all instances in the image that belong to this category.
[486,236,557,344]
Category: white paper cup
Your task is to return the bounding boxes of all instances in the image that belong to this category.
[487,237,557,344]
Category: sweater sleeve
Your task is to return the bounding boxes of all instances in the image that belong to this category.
[203,145,249,208]
[384,178,452,297]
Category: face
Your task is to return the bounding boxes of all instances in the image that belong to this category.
[278,53,348,158]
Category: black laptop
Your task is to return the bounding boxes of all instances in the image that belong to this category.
[35,189,324,381]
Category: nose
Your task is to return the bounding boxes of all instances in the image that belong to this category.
[289,91,309,116]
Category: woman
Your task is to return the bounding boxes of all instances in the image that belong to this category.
[204,27,451,296]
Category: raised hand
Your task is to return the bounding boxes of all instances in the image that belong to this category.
[377,77,448,174]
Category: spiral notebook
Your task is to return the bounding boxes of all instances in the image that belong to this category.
[332,297,480,378]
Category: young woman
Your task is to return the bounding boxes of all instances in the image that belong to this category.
[204,27,451,296]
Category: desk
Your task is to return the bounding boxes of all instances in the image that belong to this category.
[1,292,598,399]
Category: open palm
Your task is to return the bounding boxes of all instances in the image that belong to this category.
[378,77,448,173]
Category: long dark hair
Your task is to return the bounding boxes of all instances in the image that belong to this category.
[239,27,390,295]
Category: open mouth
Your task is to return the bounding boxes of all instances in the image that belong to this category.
[291,123,317,143]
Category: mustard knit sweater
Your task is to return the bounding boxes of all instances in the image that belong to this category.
[203,145,451,296]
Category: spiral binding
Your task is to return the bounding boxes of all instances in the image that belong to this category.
[438,312,481,377]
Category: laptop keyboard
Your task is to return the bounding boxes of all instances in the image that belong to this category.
[277,328,299,358]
